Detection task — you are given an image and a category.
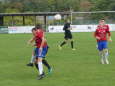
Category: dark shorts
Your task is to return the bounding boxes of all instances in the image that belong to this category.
[64,31,72,40]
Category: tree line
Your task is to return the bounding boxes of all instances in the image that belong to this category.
[0,0,115,25]
[0,0,115,13]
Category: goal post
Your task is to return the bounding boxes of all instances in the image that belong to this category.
[70,11,115,25]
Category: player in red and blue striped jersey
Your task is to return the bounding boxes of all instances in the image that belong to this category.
[94,19,112,64]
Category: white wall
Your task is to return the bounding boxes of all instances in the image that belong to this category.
[8,26,34,34]
[7,24,115,34]
[48,24,115,33]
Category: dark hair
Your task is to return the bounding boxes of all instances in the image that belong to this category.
[35,24,42,29]
[31,28,37,32]
[100,19,105,21]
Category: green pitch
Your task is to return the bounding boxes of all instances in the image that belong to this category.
[0,32,115,86]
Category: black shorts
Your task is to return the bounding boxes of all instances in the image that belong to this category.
[64,32,72,40]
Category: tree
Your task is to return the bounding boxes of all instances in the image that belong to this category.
[90,0,115,20]
[0,1,4,13]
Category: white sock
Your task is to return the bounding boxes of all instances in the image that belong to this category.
[38,62,43,75]
[101,57,105,64]
[30,55,35,63]
[99,51,104,64]
[104,51,109,64]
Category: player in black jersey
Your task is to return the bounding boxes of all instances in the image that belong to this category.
[59,20,76,50]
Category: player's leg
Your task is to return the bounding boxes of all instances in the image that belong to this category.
[42,59,52,74]
[97,41,105,64]
[42,59,51,70]
[38,58,44,75]
[69,39,76,50]
[33,49,40,70]
[59,39,68,50]
[60,40,67,46]
[27,49,36,67]
[42,46,52,74]
[68,33,76,50]
[35,46,52,74]
[33,59,43,74]
[103,49,109,64]
[34,58,52,74]
[37,58,45,80]
[34,48,45,80]
[102,41,109,64]
[34,58,52,72]
[34,58,39,69]
[60,39,68,47]
[99,50,104,64]
[59,33,69,49]
[30,51,35,63]
[34,47,52,70]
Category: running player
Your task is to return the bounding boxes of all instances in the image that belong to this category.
[59,20,76,50]
[28,26,51,80]
[94,19,112,64]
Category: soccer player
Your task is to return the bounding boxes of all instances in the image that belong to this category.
[94,19,112,64]
[27,25,52,75]
[28,26,51,80]
[59,20,76,50]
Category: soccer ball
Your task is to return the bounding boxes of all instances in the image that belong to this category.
[54,14,62,20]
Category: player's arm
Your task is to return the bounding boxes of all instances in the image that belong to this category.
[68,24,72,30]
[107,31,112,42]
[107,25,112,42]
[27,37,35,45]
[69,26,72,30]
[40,32,45,49]
[94,29,100,40]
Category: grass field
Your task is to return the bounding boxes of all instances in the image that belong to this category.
[0,32,115,86]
